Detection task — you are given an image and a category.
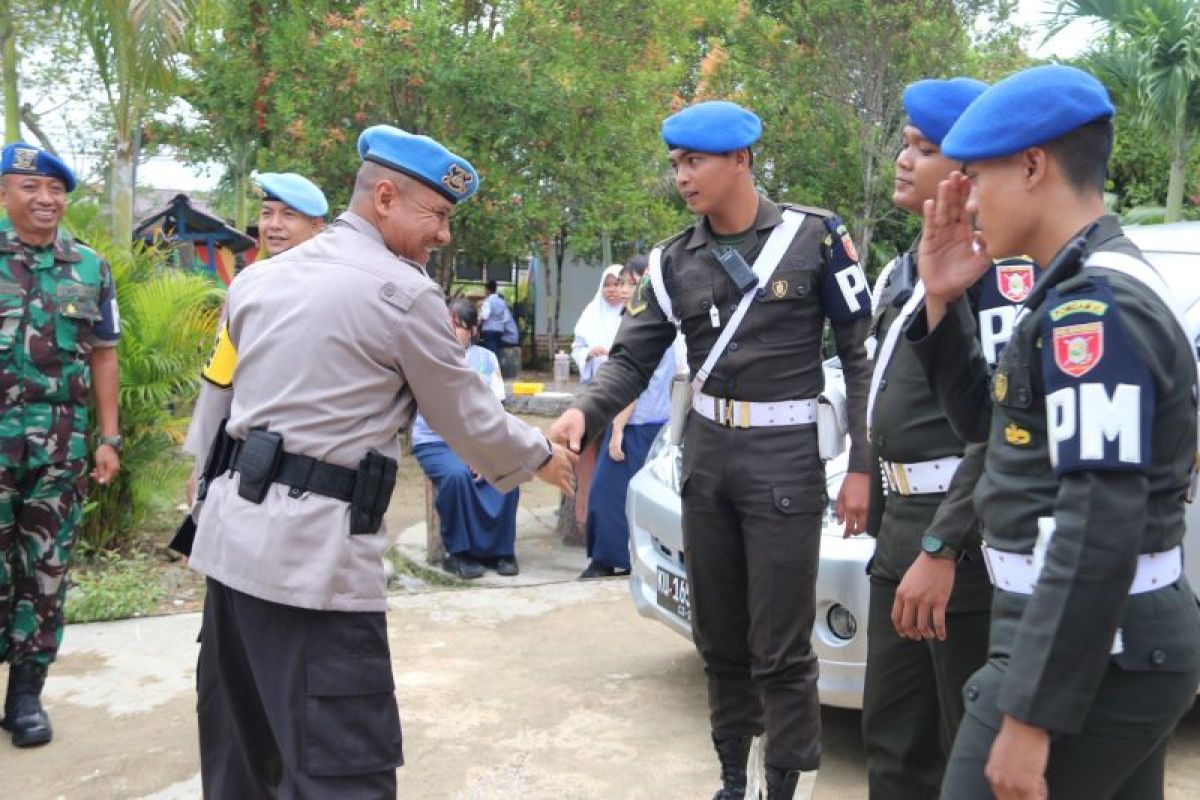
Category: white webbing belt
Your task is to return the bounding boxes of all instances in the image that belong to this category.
[879,455,963,496]
[691,392,817,428]
[645,211,807,392]
[867,281,926,437]
[982,544,1183,596]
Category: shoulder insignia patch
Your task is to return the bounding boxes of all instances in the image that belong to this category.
[1052,321,1103,377]
[996,259,1035,303]
[1049,298,1108,321]
[626,275,651,317]
[201,324,237,388]
[1004,423,1031,446]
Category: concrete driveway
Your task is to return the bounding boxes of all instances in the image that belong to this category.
[3,495,1199,798]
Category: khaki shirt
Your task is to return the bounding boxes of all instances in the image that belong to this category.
[189,212,550,611]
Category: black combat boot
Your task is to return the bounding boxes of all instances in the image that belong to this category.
[766,764,801,800]
[2,661,52,747]
[711,734,753,800]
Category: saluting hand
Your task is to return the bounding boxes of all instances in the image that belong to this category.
[536,443,578,497]
[918,171,993,309]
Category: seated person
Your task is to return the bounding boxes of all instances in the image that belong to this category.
[412,299,520,580]
[581,262,679,578]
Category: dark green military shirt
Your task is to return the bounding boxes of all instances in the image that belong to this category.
[574,195,874,473]
[0,227,116,467]
[908,215,1200,734]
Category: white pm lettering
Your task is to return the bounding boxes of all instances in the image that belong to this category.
[834,265,868,314]
[1047,383,1142,467]
[979,306,1022,366]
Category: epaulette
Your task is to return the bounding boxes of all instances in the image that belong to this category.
[650,229,688,252]
[781,202,835,219]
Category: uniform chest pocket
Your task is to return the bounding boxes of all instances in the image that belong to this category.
[758,267,814,304]
[993,334,1036,410]
[54,282,102,353]
[677,281,717,324]
[0,285,24,351]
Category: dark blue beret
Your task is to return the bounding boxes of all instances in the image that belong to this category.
[942,65,1114,162]
[902,78,988,146]
[356,125,478,204]
[661,100,762,154]
[255,172,329,217]
[1,142,77,192]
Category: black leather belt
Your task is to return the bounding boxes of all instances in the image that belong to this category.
[229,440,357,502]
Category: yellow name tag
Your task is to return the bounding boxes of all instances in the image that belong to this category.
[201,325,237,388]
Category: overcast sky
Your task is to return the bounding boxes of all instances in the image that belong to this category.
[18,0,1099,194]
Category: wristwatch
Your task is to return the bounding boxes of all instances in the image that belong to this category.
[921,534,957,561]
[96,434,123,453]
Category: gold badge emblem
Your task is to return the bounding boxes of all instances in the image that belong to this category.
[1005,423,1031,446]
[250,180,266,199]
[772,279,788,298]
[441,164,474,195]
[11,147,37,171]
[993,372,1008,402]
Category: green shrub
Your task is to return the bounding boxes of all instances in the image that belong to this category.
[65,551,165,624]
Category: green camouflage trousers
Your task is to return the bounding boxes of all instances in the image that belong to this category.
[0,459,86,667]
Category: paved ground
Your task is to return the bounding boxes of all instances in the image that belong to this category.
[3,455,1200,797]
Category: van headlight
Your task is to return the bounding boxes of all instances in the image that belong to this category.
[646,433,683,496]
[827,604,858,640]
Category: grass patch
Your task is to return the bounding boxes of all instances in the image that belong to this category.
[66,551,166,624]
[387,550,466,588]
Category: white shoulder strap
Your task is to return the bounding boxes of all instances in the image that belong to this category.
[646,246,675,324]
[692,210,806,392]
[866,280,926,436]
[1085,251,1197,361]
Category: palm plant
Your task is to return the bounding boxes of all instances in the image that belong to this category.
[64,202,223,552]
[1051,0,1200,221]
[63,0,198,245]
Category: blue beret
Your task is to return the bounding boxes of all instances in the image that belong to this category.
[356,125,478,204]
[255,172,328,217]
[1,142,77,192]
[902,78,988,146]
[661,100,762,154]
[942,65,1114,162]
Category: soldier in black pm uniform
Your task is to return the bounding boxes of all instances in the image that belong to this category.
[863,77,1040,800]
[906,65,1200,800]
[550,100,874,800]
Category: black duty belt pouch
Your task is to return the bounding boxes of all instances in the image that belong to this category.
[711,247,758,293]
[197,418,234,501]
[169,515,197,557]
[236,428,284,504]
[350,448,398,535]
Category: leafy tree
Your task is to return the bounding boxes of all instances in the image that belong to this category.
[1054,0,1200,221]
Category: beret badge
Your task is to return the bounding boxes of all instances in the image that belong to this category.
[442,164,474,196]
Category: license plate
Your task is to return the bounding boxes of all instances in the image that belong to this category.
[656,567,691,622]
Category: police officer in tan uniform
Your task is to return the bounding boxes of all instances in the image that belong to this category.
[551,101,873,800]
[909,65,1200,800]
[187,126,576,797]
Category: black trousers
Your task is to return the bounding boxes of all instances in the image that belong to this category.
[862,575,990,800]
[197,578,402,799]
[681,415,825,771]
[941,659,1199,800]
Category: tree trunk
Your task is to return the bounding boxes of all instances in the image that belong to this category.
[0,2,20,143]
[110,131,136,245]
[544,235,559,366]
[1165,122,1188,223]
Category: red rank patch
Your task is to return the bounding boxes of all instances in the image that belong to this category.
[996,260,1034,303]
[1053,321,1104,377]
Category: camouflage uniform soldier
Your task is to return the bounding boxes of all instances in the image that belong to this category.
[0,143,122,748]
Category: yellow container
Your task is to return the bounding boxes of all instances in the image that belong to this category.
[511,381,545,395]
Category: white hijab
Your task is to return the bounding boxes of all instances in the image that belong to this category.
[571,264,626,379]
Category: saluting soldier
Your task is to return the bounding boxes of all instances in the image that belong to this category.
[0,143,122,747]
[549,100,873,800]
[181,172,329,509]
[863,77,1040,799]
[907,65,1200,799]
[187,126,576,797]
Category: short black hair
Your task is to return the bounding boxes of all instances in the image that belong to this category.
[625,254,649,277]
[449,297,479,335]
[485,279,498,293]
[1041,118,1112,194]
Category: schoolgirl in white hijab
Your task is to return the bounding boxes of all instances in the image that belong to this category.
[571,264,626,382]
